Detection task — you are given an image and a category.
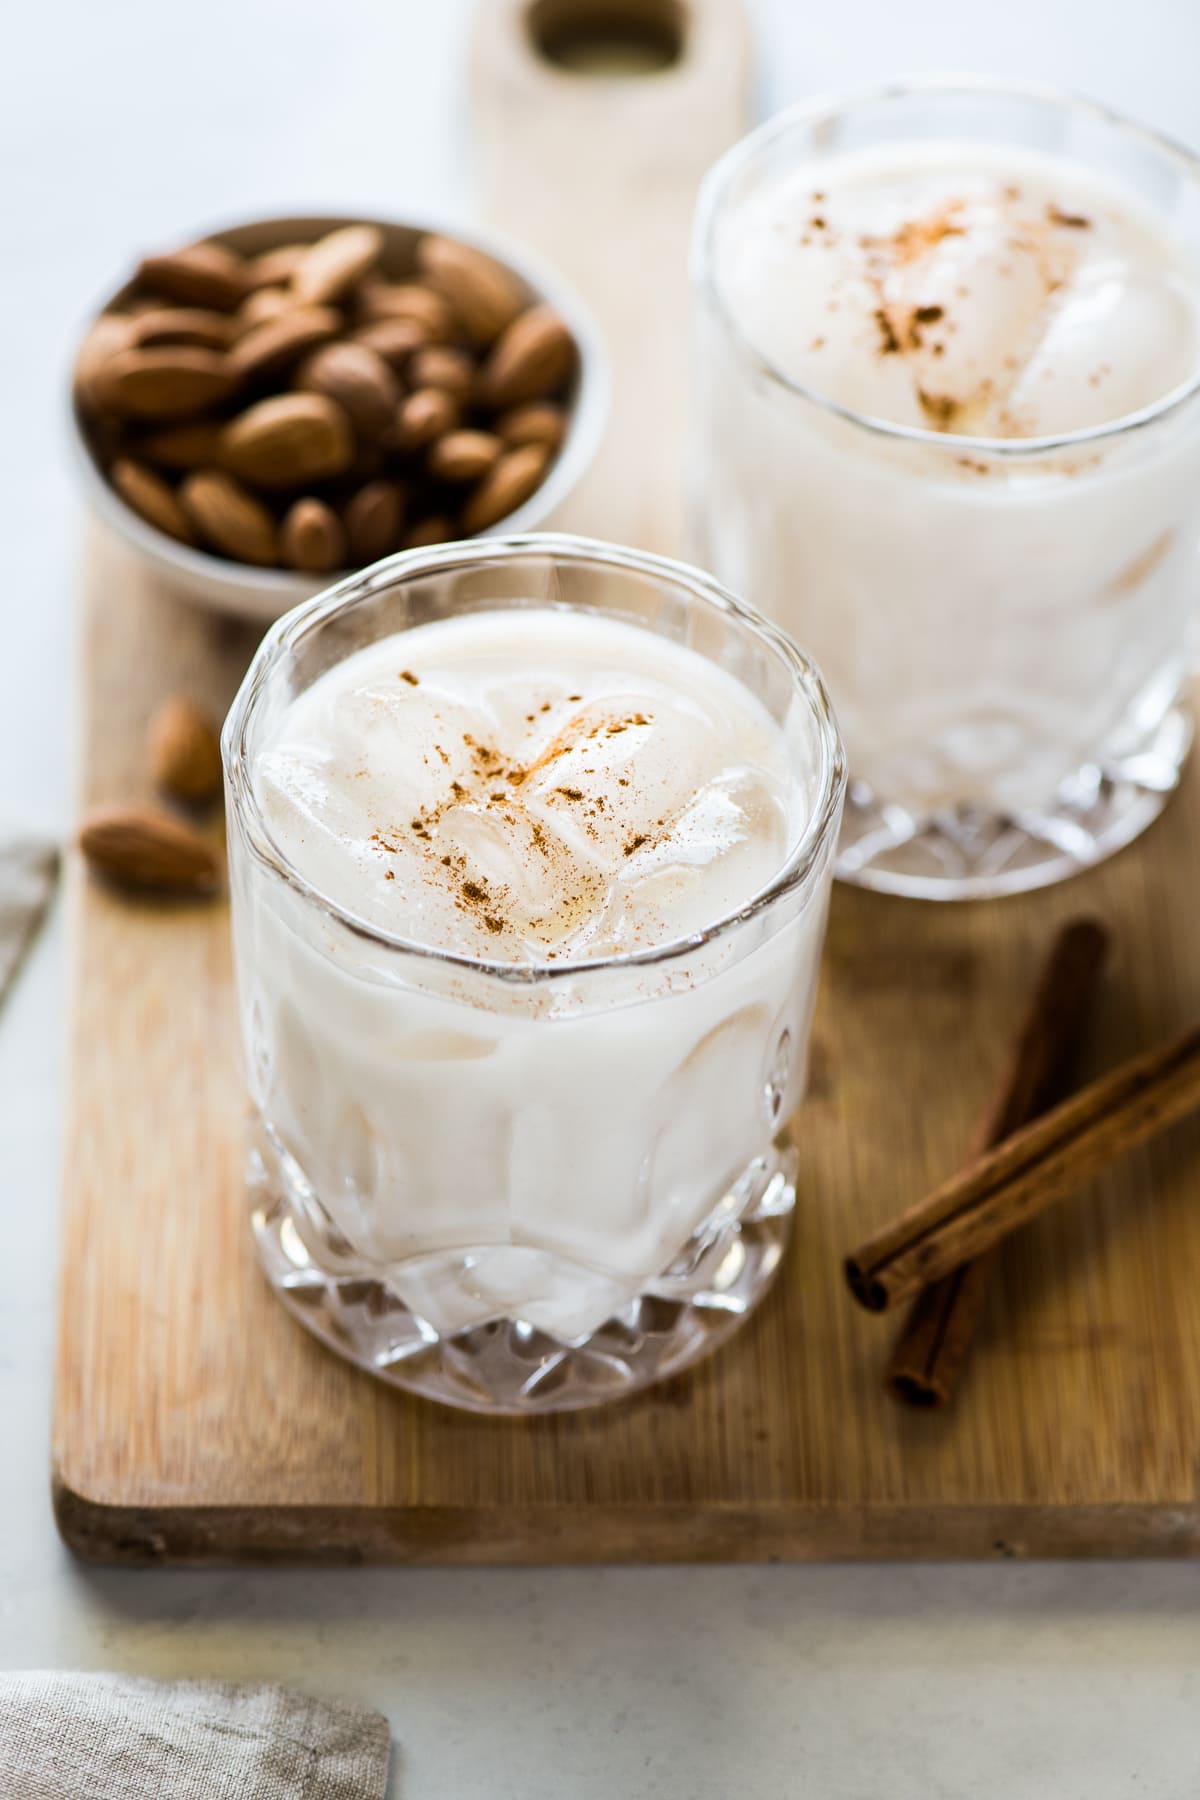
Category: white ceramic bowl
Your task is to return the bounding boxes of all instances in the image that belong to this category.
[70,213,608,623]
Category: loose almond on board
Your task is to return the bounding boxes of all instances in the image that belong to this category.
[137,243,248,312]
[110,459,197,547]
[478,305,575,409]
[179,470,279,566]
[292,224,384,305]
[78,805,221,895]
[221,393,354,488]
[91,346,238,421]
[416,235,523,344]
[148,696,224,804]
[462,442,550,533]
[281,497,347,573]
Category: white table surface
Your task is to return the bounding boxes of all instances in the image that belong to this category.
[5,1,1200,1793]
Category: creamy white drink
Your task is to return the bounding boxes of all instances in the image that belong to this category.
[225,541,844,1411]
[693,87,1200,896]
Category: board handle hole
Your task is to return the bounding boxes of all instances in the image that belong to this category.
[526,0,686,76]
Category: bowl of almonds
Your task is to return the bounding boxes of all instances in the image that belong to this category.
[71,215,606,620]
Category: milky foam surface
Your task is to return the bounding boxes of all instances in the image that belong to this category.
[255,608,804,964]
[718,141,1200,438]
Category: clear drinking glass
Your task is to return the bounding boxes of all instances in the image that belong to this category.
[691,80,1200,899]
[223,535,845,1414]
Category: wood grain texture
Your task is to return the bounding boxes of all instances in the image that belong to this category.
[471,0,752,553]
[51,0,1200,1562]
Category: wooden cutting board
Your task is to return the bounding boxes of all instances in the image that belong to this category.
[53,1,1200,1563]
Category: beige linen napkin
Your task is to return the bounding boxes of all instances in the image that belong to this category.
[0,1673,391,1799]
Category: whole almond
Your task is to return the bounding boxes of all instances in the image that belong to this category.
[392,387,458,451]
[495,401,567,452]
[79,804,221,895]
[295,342,398,442]
[92,346,238,421]
[180,469,279,565]
[428,429,502,483]
[410,345,475,399]
[351,315,433,366]
[292,224,384,304]
[138,243,247,312]
[136,421,226,470]
[130,307,234,351]
[110,458,197,546]
[221,393,354,489]
[229,305,342,382]
[343,480,405,564]
[417,235,523,345]
[355,279,454,338]
[74,314,137,415]
[234,286,294,330]
[148,695,224,803]
[462,442,550,533]
[281,497,348,573]
[246,243,308,290]
[478,305,575,409]
[404,515,454,549]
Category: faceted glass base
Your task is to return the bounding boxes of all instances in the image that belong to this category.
[835,706,1193,901]
[251,1139,796,1415]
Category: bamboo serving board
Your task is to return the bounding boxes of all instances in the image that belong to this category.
[53,2,1200,1562]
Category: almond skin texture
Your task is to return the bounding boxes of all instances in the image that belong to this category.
[417,235,523,345]
[228,306,342,382]
[221,394,354,489]
[74,314,138,415]
[495,401,567,452]
[138,243,247,312]
[350,315,433,366]
[295,342,398,442]
[91,345,238,421]
[344,480,405,564]
[245,243,308,290]
[410,345,475,399]
[427,429,502,483]
[110,458,197,546]
[281,497,347,573]
[136,421,226,470]
[478,305,575,409]
[79,804,221,895]
[149,695,224,803]
[292,224,383,304]
[179,469,279,565]
[404,515,454,549]
[235,287,294,330]
[130,308,234,351]
[355,279,454,338]
[392,387,458,451]
[462,442,550,533]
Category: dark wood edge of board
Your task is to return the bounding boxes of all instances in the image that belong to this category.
[50,1473,1200,1566]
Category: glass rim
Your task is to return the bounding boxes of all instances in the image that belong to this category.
[222,531,847,986]
[693,73,1200,460]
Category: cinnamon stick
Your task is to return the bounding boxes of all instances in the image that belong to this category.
[886,918,1109,1407]
[847,988,1200,1318]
